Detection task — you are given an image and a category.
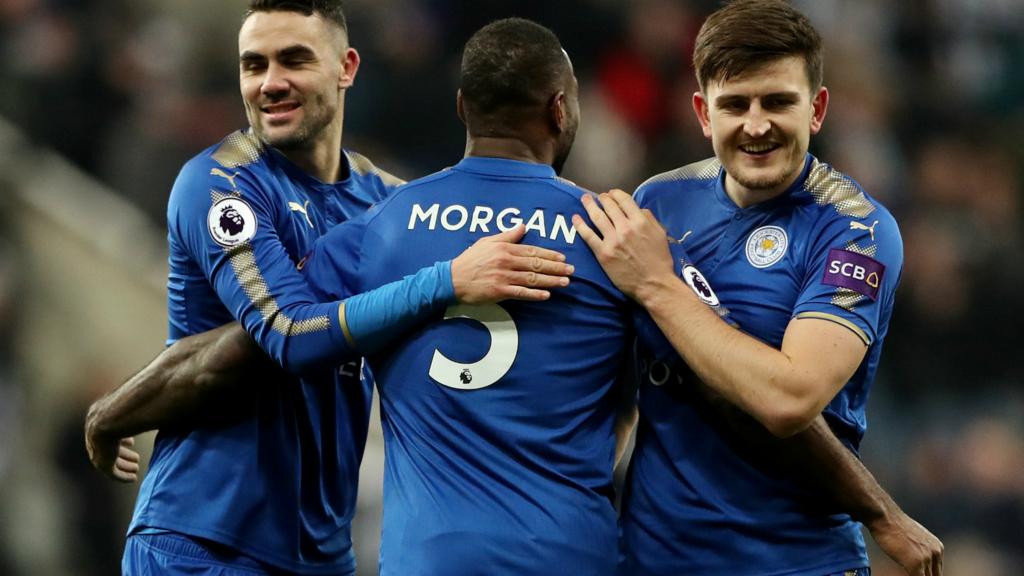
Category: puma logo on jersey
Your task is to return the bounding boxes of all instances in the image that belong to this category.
[210,168,241,190]
[288,200,314,228]
[849,220,879,241]
[677,230,693,244]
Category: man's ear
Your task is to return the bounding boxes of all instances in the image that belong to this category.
[339,47,360,90]
[457,89,466,126]
[692,91,712,139]
[809,86,829,135]
[550,91,567,133]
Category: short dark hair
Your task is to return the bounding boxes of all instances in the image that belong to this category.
[693,0,823,92]
[246,0,348,37]
[460,18,570,130]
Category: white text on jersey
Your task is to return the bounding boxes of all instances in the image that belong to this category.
[407,203,578,245]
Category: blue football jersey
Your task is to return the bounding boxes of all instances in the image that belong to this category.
[620,155,903,575]
[305,157,632,576]
[130,129,403,575]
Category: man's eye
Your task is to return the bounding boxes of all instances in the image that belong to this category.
[764,98,796,109]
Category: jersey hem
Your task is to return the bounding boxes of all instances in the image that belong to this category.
[128,518,355,576]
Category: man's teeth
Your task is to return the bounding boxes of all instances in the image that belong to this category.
[742,143,776,153]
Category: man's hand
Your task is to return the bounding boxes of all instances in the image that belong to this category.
[84,420,140,483]
[572,190,676,302]
[452,224,574,303]
[867,508,944,576]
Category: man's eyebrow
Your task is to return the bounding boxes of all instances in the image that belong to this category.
[240,45,316,63]
[278,45,317,59]
[714,94,748,106]
[240,51,265,63]
[714,91,801,105]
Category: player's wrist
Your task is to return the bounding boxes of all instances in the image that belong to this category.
[84,399,117,442]
[634,272,686,311]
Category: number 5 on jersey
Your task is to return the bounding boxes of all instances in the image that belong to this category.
[429,304,519,390]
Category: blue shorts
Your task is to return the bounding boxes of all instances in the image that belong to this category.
[122,532,273,575]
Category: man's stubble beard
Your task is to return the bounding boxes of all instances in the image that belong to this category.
[253,92,337,151]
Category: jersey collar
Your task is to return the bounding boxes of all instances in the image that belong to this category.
[453,156,557,179]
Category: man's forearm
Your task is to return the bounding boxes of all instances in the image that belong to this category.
[703,392,943,574]
[778,415,893,521]
[85,323,262,439]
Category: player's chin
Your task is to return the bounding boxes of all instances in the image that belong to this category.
[258,126,306,149]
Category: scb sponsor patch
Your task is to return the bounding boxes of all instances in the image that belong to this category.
[822,248,885,300]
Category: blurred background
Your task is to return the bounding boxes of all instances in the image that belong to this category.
[1,0,1022,574]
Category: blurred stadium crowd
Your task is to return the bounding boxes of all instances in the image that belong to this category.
[1,0,1022,574]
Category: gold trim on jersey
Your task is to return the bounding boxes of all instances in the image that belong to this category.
[639,157,721,188]
[212,130,264,168]
[208,190,332,337]
[844,241,878,259]
[210,189,239,203]
[338,302,355,347]
[832,288,865,312]
[794,311,870,346]
[345,150,406,188]
[226,243,332,336]
[805,159,875,218]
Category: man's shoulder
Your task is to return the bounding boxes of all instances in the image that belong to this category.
[634,157,722,202]
[800,157,900,238]
[344,149,407,191]
[175,130,268,189]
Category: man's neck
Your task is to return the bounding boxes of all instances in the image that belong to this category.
[274,117,346,184]
[279,144,342,184]
[465,135,552,166]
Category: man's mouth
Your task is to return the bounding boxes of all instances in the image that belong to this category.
[261,101,301,120]
[739,142,781,156]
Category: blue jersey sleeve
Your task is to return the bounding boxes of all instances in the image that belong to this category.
[167,156,355,374]
[303,202,457,355]
[792,210,903,346]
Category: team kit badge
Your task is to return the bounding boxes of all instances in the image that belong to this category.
[208,197,258,247]
[745,226,788,268]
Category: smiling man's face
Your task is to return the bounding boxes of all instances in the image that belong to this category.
[693,55,828,207]
[238,10,349,151]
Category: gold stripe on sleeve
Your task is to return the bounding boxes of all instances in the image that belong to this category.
[804,159,876,218]
[338,301,356,348]
[211,130,265,168]
[794,311,871,346]
[226,244,332,336]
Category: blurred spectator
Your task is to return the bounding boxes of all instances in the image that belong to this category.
[0,192,21,576]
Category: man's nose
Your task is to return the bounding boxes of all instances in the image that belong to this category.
[743,103,771,138]
[261,62,289,96]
